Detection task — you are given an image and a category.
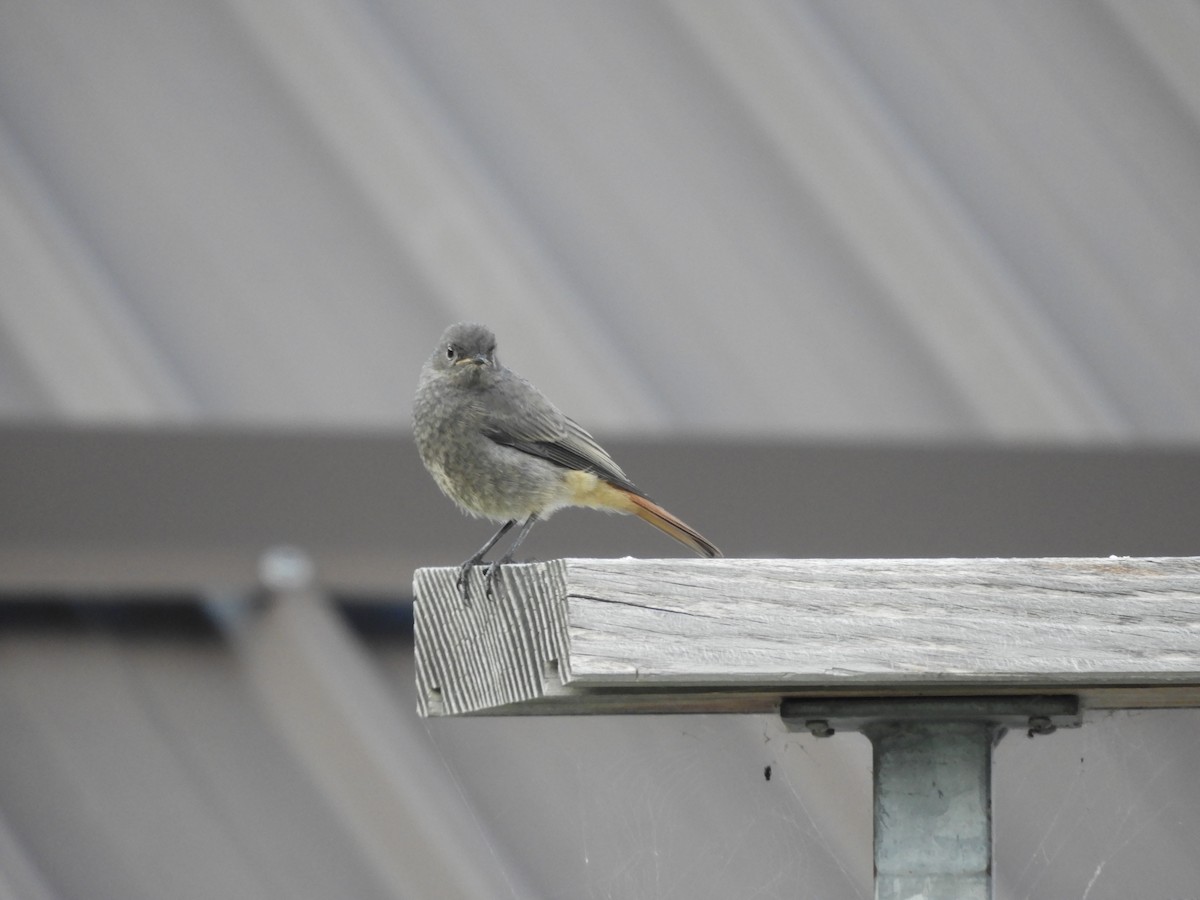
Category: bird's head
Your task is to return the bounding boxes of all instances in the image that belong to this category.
[432,323,498,379]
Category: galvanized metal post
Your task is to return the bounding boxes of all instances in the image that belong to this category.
[865,721,997,900]
[781,696,1080,900]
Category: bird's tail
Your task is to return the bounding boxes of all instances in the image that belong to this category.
[625,493,722,559]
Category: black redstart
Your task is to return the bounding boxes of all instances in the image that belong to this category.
[414,322,721,600]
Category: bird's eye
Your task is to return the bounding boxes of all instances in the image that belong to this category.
[446,346,456,360]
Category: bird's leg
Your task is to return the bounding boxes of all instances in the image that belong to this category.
[457,519,515,602]
[485,513,540,600]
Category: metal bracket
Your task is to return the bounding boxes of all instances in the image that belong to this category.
[782,695,1082,740]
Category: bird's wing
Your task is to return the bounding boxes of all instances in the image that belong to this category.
[482,374,643,497]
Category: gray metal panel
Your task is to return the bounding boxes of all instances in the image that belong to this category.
[0,624,396,900]
[2,425,1200,593]
[0,3,1198,440]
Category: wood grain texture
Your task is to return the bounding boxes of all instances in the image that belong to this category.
[414,557,1200,716]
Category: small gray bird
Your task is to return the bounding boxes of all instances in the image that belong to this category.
[413,323,721,600]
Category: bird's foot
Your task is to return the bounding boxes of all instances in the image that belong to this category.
[484,550,526,600]
[456,559,482,604]
[458,553,526,603]
[484,559,505,601]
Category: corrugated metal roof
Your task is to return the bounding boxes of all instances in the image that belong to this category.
[1,2,1198,440]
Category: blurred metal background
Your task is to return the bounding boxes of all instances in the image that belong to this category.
[2,3,1199,898]
[2,2,1199,439]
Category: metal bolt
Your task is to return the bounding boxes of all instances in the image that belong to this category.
[1026,715,1057,738]
[807,719,835,738]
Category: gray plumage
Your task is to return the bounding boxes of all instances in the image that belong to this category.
[413,322,720,600]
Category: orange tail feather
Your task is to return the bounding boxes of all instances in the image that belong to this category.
[626,493,722,558]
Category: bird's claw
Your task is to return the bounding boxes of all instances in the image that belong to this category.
[455,558,508,603]
[484,560,504,600]
[456,561,477,604]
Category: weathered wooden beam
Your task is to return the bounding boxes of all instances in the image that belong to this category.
[413,556,1200,716]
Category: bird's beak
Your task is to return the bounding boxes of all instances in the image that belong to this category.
[454,355,490,367]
